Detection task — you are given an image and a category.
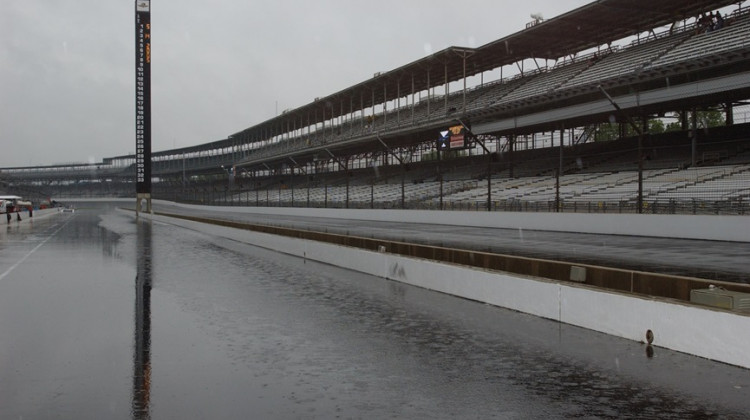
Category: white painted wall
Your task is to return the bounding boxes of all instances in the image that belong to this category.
[137,210,750,369]
[60,198,750,242]
[158,200,750,243]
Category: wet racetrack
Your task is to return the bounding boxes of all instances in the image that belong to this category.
[1,203,749,419]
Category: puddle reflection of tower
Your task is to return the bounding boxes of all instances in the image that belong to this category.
[132,219,153,419]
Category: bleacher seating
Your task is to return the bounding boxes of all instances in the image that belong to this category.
[561,33,689,91]
[646,11,750,71]
[500,59,593,104]
[465,74,537,111]
[225,124,750,214]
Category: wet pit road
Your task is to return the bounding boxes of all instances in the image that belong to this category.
[1,203,749,419]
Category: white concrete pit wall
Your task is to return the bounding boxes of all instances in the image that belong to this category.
[155,200,750,243]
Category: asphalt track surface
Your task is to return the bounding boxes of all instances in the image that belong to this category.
[151,202,750,284]
[1,204,749,418]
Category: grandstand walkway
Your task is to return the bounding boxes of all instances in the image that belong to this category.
[151,202,750,283]
[1,203,749,418]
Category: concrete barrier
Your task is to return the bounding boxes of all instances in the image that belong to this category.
[60,198,750,242]
[154,200,750,243]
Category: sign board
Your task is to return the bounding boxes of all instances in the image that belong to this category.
[437,124,471,150]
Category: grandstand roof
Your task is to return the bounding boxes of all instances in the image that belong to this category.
[475,0,741,62]
[232,0,739,141]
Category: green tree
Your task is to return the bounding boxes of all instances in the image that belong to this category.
[594,122,620,142]
[594,118,664,141]
[665,120,682,132]
[648,119,665,134]
[665,109,725,132]
[699,109,726,128]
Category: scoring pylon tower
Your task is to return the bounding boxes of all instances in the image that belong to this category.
[135,0,152,215]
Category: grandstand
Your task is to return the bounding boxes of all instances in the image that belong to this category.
[1,0,749,215]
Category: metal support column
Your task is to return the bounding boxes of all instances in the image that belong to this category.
[376,135,406,209]
[726,102,734,126]
[444,62,449,111]
[437,148,443,210]
[599,86,644,213]
[457,119,491,211]
[325,149,349,208]
[692,107,698,168]
[558,126,564,212]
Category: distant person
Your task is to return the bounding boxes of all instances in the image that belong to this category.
[16,212,21,222]
[697,13,711,33]
[6,212,10,224]
[714,12,725,30]
[696,13,706,33]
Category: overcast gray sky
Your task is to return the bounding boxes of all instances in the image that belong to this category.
[1,0,593,168]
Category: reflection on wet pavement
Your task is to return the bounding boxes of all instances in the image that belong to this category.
[132,219,152,419]
[0,203,748,419]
